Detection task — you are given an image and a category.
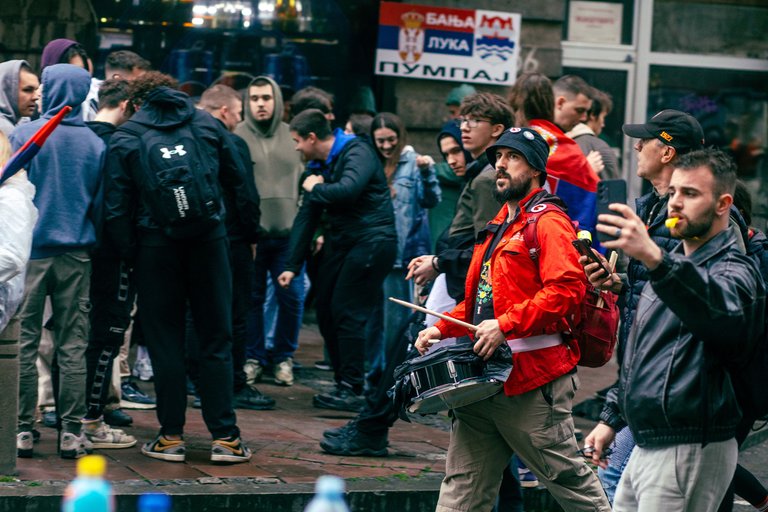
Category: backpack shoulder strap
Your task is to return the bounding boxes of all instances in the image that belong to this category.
[119,120,150,139]
[522,203,571,261]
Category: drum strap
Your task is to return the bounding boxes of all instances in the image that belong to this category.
[506,333,563,353]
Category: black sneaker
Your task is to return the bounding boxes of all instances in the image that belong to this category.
[141,435,186,462]
[319,426,387,457]
[234,387,276,410]
[314,360,332,371]
[313,387,364,413]
[103,409,133,427]
[323,419,358,439]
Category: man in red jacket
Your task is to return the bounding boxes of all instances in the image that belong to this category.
[416,127,610,512]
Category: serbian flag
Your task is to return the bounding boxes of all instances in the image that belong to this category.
[0,105,72,185]
[529,119,600,242]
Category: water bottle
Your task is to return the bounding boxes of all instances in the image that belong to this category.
[61,455,114,512]
[304,475,350,512]
[138,493,172,512]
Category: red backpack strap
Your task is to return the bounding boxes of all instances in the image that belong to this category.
[522,203,572,261]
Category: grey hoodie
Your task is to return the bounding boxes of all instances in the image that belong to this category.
[234,76,302,237]
[0,60,29,136]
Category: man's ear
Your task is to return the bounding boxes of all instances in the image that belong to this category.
[660,145,676,165]
[716,193,734,217]
[555,95,566,110]
[307,132,318,144]
[490,123,505,139]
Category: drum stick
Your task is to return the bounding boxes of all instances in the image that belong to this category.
[388,297,478,332]
[596,251,619,308]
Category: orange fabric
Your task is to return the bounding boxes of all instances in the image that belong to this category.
[434,189,585,396]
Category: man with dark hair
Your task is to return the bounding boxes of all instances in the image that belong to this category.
[407,92,511,300]
[289,86,334,121]
[586,147,765,511]
[104,50,150,81]
[197,83,275,411]
[279,108,397,412]
[105,71,259,463]
[552,74,593,133]
[81,78,147,434]
[568,88,619,179]
[0,60,40,136]
[234,76,305,388]
[415,127,611,512]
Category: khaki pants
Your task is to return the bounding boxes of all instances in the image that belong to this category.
[436,373,611,512]
[18,253,91,434]
[614,439,737,512]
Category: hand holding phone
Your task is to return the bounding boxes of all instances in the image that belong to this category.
[596,179,627,243]
[572,239,611,277]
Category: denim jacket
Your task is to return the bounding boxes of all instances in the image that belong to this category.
[391,146,441,267]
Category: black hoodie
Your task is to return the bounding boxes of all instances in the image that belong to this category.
[104,87,260,258]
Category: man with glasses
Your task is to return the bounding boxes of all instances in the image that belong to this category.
[407,92,513,301]
[579,109,705,502]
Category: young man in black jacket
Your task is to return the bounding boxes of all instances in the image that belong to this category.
[585,148,766,511]
[278,108,397,413]
[104,72,260,463]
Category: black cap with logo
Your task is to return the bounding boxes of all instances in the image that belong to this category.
[622,109,704,154]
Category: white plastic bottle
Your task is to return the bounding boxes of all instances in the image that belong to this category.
[61,455,114,512]
[304,475,351,512]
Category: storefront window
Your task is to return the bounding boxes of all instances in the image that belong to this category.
[648,65,768,228]
[652,0,768,59]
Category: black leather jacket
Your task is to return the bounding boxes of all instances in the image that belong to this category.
[601,227,765,447]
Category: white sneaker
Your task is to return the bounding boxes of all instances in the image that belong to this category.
[17,432,33,458]
[60,432,93,459]
[274,358,295,386]
[132,346,154,381]
[243,359,263,386]
[83,419,137,449]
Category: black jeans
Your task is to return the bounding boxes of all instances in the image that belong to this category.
[85,254,135,420]
[135,236,238,439]
[314,240,396,394]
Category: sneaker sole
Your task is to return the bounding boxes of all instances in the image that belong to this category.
[274,377,294,386]
[141,447,185,462]
[60,448,94,459]
[211,453,252,463]
[234,401,275,411]
[90,439,137,449]
[319,441,387,457]
[120,400,156,410]
[520,481,540,488]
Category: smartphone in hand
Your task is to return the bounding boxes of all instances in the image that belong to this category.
[572,239,610,277]
[596,179,627,243]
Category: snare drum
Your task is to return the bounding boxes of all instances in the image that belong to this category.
[394,343,512,414]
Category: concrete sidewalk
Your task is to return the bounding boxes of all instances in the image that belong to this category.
[3,323,765,511]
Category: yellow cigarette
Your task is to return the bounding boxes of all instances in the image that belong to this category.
[665,217,679,229]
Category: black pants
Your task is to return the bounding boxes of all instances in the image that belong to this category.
[717,414,768,511]
[186,240,251,393]
[85,254,135,420]
[314,240,396,394]
[135,236,238,439]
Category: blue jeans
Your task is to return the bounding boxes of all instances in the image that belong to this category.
[247,236,305,364]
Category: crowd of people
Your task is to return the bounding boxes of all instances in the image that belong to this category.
[1,36,767,512]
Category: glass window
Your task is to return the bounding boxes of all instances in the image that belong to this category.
[652,0,768,59]
[648,65,768,228]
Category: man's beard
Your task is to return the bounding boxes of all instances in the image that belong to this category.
[493,172,533,203]
[677,206,717,239]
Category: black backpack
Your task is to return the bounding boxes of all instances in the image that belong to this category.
[121,120,223,239]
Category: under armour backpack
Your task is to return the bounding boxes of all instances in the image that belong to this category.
[121,120,223,239]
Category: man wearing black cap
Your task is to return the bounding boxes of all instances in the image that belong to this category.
[415,128,611,512]
[578,109,705,502]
